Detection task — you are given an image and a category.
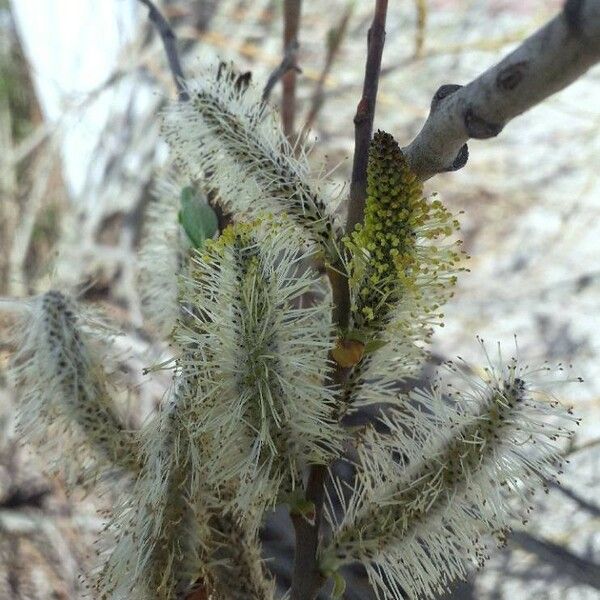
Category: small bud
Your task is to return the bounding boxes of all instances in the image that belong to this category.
[332,338,365,367]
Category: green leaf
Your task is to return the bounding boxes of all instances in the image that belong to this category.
[331,572,346,599]
[289,498,316,524]
[178,186,218,248]
[364,338,390,354]
[345,329,368,344]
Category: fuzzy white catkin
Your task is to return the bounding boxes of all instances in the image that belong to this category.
[162,64,342,260]
[6,290,139,481]
[174,220,343,516]
[97,370,211,600]
[322,354,580,600]
[99,367,275,600]
[208,513,276,600]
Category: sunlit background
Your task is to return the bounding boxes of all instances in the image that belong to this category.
[1,0,599,598]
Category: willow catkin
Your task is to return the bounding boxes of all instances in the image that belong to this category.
[322,353,580,599]
[96,368,213,600]
[99,361,276,600]
[340,130,465,413]
[7,290,139,481]
[162,64,342,261]
[175,219,343,515]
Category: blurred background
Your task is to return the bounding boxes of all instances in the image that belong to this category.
[1,0,599,598]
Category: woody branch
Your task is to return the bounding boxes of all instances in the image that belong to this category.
[402,0,600,180]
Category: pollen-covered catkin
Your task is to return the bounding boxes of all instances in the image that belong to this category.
[162,64,342,260]
[7,291,139,480]
[347,130,462,337]
[340,131,464,411]
[322,356,579,600]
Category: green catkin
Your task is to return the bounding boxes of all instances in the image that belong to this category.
[340,131,464,411]
[348,130,461,335]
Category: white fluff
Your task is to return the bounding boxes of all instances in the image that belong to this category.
[162,64,342,260]
[323,350,580,600]
[174,219,343,515]
[6,290,139,482]
[137,175,187,337]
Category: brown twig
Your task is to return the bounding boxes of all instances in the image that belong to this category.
[301,6,353,135]
[402,0,600,180]
[414,0,427,58]
[138,0,189,101]
[288,4,389,600]
[0,71,18,295]
[8,139,57,295]
[262,41,301,103]
[282,0,302,139]
[289,463,328,600]
[289,355,352,600]
[346,0,388,232]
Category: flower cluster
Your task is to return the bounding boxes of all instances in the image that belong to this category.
[322,353,580,599]
[97,359,276,599]
[340,131,465,411]
[1,56,582,600]
[347,131,462,335]
[96,370,213,600]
